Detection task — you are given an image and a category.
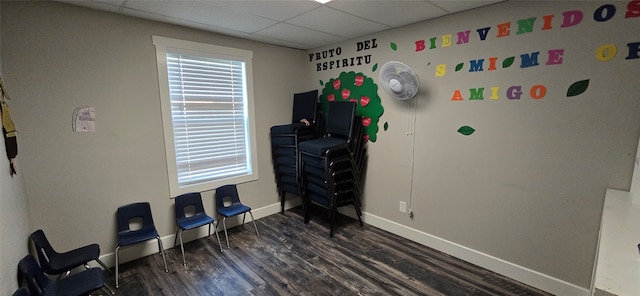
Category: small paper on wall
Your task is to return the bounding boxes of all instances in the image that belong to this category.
[72,106,95,132]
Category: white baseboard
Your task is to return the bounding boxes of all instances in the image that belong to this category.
[95,199,301,268]
[338,207,590,296]
[97,200,588,296]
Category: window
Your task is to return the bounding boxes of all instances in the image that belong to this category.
[153,36,258,196]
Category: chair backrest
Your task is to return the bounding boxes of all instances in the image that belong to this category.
[29,230,57,275]
[117,202,156,238]
[292,90,318,124]
[215,184,241,210]
[18,255,50,296]
[325,101,356,139]
[175,192,206,220]
[12,287,30,296]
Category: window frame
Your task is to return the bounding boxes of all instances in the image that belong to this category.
[153,36,259,197]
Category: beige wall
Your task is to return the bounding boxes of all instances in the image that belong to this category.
[3,0,640,294]
[308,0,640,289]
[0,2,32,294]
[0,0,309,280]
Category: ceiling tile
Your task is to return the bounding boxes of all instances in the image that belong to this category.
[124,0,277,33]
[287,6,390,39]
[122,8,252,38]
[328,0,448,27]
[430,0,505,13]
[255,22,346,49]
[212,0,322,21]
[56,0,124,13]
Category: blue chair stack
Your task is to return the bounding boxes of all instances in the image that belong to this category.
[270,90,322,213]
[298,101,366,237]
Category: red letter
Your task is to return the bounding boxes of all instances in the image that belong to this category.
[488,57,498,70]
[497,22,511,37]
[451,90,464,101]
[561,10,583,28]
[546,49,564,65]
[541,14,554,30]
[530,85,547,99]
[626,0,640,18]
[415,40,425,52]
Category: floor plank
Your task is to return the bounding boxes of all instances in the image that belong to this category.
[100,207,553,295]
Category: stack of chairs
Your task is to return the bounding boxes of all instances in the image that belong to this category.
[298,101,366,237]
[270,90,321,214]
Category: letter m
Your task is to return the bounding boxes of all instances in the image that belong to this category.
[469,88,485,100]
[469,59,485,72]
[520,52,540,68]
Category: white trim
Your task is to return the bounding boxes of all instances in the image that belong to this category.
[97,202,587,296]
[152,35,259,197]
[339,208,590,296]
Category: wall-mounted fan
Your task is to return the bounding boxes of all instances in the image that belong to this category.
[379,61,419,100]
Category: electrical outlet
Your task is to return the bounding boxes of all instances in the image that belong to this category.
[399,201,407,213]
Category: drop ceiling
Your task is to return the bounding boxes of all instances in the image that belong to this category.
[55,0,505,50]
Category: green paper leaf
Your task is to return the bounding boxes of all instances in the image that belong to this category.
[458,125,475,136]
[384,122,389,131]
[390,42,397,51]
[319,80,324,86]
[567,79,590,97]
[502,57,515,68]
[455,63,464,72]
[372,63,378,72]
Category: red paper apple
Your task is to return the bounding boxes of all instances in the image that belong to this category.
[327,94,335,101]
[354,75,364,86]
[360,96,370,107]
[362,117,371,127]
[333,79,341,90]
[341,89,350,99]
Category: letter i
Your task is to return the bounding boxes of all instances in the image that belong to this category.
[490,87,500,100]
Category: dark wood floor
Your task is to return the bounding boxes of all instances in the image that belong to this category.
[100,207,553,296]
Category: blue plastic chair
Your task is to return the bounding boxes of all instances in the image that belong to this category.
[215,184,259,248]
[11,287,29,296]
[174,192,223,266]
[18,254,110,296]
[30,229,115,294]
[115,202,168,288]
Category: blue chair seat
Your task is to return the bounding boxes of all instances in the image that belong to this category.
[270,122,308,134]
[219,203,252,218]
[299,137,348,156]
[177,213,214,231]
[117,227,159,246]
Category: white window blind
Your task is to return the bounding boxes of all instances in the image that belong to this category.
[167,53,251,187]
[153,36,258,196]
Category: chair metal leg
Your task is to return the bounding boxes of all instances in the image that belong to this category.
[222,217,230,248]
[115,246,120,289]
[173,229,179,247]
[214,224,224,253]
[84,263,115,294]
[95,258,112,274]
[102,286,114,295]
[156,236,169,273]
[178,229,186,266]
[249,211,260,237]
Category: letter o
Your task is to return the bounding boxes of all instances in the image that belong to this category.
[336,47,342,56]
[530,85,547,99]
[595,44,618,61]
[594,4,616,22]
